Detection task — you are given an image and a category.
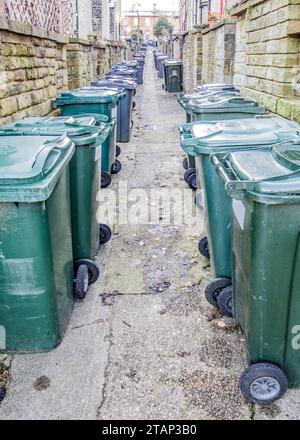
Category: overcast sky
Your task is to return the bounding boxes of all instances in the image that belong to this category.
[122,0,179,12]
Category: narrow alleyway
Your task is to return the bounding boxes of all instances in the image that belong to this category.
[1,51,300,421]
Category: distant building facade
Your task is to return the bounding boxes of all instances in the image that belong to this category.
[122,9,179,41]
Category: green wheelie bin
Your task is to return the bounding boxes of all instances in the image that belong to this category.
[180,96,266,191]
[0,115,114,300]
[0,135,76,353]
[163,60,183,93]
[180,117,300,317]
[211,138,300,405]
[178,91,241,173]
[53,87,126,188]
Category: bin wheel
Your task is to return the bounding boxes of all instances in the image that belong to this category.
[194,193,203,209]
[75,259,100,285]
[111,159,122,175]
[184,168,196,183]
[101,171,112,189]
[205,278,232,307]
[217,285,233,318]
[116,145,121,157]
[74,264,89,300]
[183,158,189,170]
[198,236,210,259]
[100,224,112,245]
[240,363,288,405]
[187,173,197,191]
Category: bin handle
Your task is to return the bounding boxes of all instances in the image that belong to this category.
[180,138,198,156]
[32,136,71,177]
[227,97,257,105]
[95,123,114,145]
[71,114,109,123]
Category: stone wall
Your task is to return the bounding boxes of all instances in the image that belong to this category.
[0,21,130,126]
[231,0,300,122]
[0,21,68,127]
[202,20,236,84]
[181,30,201,92]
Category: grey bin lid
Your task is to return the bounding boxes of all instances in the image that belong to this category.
[54,87,125,105]
[187,96,266,114]
[196,83,237,90]
[164,60,182,66]
[226,138,300,197]
[0,115,109,146]
[92,79,137,90]
[189,117,300,148]
[179,91,240,103]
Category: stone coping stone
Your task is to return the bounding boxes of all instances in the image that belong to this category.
[0,18,68,43]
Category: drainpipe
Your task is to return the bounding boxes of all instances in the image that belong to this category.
[75,0,79,37]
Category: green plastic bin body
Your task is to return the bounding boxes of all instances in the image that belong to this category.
[164,60,183,93]
[216,140,300,387]
[0,115,112,264]
[178,91,241,170]
[0,135,75,353]
[180,117,300,280]
[53,87,125,174]
[179,95,265,172]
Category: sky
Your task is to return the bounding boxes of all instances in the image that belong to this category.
[122,0,179,12]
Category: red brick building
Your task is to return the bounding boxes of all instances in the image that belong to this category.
[122,9,179,40]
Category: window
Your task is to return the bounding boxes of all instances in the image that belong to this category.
[145,17,151,26]
[134,17,138,26]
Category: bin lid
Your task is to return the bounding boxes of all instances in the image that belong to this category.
[225,138,300,199]
[196,83,237,91]
[0,115,111,146]
[0,135,75,202]
[54,87,125,106]
[92,78,137,90]
[164,60,182,66]
[110,69,136,75]
[187,96,266,114]
[178,91,240,104]
[183,117,300,150]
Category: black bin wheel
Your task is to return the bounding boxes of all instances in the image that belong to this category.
[101,171,112,189]
[240,363,288,405]
[217,285,233,318]
[116,145,121,158]
[205,278,232,307]
[198,236,210,259]
[111,159,122,175]
[194,193,203,209]
[74,264,89,300]
[187,172,197,191]
[184,168,196,183]
[75,259,100,285]
[100,224,112,245]
[183,157,189,170]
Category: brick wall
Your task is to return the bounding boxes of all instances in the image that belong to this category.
[231,0,300,121]
[0,21,68,126]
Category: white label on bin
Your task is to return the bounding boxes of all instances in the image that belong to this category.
[233,199,245,230]
[95,145,101,162]
[0,326,6,350]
